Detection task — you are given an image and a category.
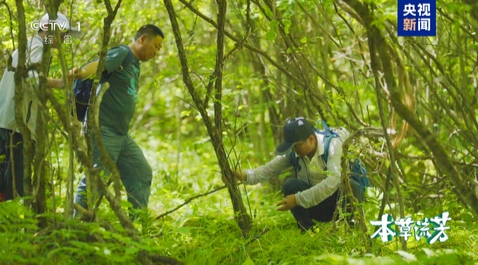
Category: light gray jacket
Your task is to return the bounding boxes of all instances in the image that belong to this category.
[245,128,350,208]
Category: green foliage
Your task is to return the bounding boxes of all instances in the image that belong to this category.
[1,201,478,264]
[1,134,478,264]
[266,20,279,41]
[1,0,478,263]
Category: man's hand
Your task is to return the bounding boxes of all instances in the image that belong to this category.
[47,68,80,88]
[69,67,82,80]
[234,171,247,182]
[276,194,297,211]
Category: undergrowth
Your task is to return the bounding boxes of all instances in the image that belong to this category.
[1,135,477,264]
[1,191,477,265]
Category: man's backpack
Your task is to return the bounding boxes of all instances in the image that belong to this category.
[72,45,135,122]
[289,120,371,196]
[72,74,100,122]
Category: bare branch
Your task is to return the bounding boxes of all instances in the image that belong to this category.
[177,0,307,88]
[155,185,227,220]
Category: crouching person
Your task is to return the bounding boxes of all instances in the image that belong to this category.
[235,117,362,232]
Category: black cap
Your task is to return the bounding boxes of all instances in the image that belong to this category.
[275,117,315,155]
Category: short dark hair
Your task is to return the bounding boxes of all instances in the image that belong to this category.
[134,24,164,40]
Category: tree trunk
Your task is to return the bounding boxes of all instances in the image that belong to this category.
[164,0,252,235]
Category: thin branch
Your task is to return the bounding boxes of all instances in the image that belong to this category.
[0,0,16,50]
[213,0,226,131]
[244,227,270,246]
[154,186,227,220]
[177,0,307,88]
[164,0,252,235]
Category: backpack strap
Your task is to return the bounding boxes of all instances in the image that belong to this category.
[117,45,136,71]
[318,120,339,169]
[321,134,333,165]
[317,120,330,132]
[289,151,301,176]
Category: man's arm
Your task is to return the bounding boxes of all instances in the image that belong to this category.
[47,78,66,88]
[242,155,292,185]
[71,46,130,80]
[70,61,99,80]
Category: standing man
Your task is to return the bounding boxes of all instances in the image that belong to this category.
[72,25,163,216]
[235,117,362,232]
[0,13,81,202]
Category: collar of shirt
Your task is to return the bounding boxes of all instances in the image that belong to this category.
[302,132,328,182]
[303,132,325,164]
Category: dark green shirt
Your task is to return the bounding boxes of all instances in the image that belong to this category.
[99,45,140,135]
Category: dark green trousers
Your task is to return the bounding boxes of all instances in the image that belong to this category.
[74,126,152,214]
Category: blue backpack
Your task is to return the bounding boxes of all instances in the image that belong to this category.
[72,45,134,122]
[289,120,371,195]
[72,72,100,122]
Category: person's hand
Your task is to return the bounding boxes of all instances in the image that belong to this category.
[234,170,247,182]
[276,194,297,211]
[69,67,82,80]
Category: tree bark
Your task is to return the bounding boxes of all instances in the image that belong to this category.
[164,0,252,235]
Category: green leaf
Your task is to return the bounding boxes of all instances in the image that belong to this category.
[266,20,279,40]
[270,20,279,29]
[266,29,276,41]
[242,257,255,265]
[283,19,291,34]
[177,227,190,234]
[125,248,139,255]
